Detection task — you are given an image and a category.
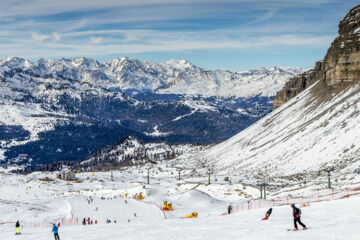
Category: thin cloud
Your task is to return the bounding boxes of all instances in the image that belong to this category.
[0,33,334,59]
[52,32,61,42]
[0,0,336,18]
[31,32,48,42]
[0,0,354,70]
[90,37,103,44]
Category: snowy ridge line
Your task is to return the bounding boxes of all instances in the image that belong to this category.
[221,186,360,216]
[132,198,167,220]
[0,56,302,98]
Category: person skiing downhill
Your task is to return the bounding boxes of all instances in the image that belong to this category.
[262,208,272,220]
[15,220,20,235]
[291,204,306,231]
[227,205,233,214]
[52,223,60,240]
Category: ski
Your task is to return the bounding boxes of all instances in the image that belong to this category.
[287,227,310,231]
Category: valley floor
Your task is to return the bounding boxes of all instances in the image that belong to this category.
[1,197,359,240]
[0,169,359,240]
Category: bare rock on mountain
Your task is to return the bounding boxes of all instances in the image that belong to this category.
[274,5,360,109]
[324,5,360,86]
[273,61,323,109]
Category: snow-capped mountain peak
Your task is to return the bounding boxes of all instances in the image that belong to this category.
[0,56,302,97]
[165,59,194,69]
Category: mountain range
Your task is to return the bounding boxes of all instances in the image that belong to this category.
[0,57,301,166]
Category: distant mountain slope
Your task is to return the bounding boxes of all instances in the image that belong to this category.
[0,57,300,165]
[23,136,206,172]
[79,136,205,170]
[200,81,360,180]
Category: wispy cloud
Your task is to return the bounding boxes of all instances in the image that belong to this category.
[52,32,61,42]
[31,32,48,42]
[0,0,356,69]
[90,37,103,44]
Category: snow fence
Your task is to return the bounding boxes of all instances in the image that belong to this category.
[226,186,360,215]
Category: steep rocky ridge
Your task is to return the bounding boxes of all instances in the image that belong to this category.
[273,61,323,109]
[324,5,360,86]
[274,5,360,109]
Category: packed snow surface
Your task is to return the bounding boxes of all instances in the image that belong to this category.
[0,167,359,240]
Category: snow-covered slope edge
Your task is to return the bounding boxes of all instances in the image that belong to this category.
[179,80,360,183]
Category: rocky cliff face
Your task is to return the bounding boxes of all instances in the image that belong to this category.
[324,5,360,86]
[274,5,360,109]
[273,61,323,109]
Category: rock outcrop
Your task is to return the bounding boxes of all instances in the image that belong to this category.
[273,61,323,109]
[323,5,360,86]
[274,5,360,109]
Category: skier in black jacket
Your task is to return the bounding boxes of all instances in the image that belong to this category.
[291,204,306,230]
[227,205,233,214]
[15,221,20,235]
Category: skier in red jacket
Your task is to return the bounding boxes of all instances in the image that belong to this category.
[262,208,272,220]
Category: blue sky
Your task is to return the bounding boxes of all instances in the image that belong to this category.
[0,0,358,70]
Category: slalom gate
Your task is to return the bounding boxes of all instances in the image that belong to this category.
[224,185,360,215]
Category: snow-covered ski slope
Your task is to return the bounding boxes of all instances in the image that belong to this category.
[0,168,259,227]
[0,168,359,239]
[192,80,360,181]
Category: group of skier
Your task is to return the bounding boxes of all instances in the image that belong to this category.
[13,203,306,237]
[82,217,97,225]
[14,221,61,239]
[227,203,307,231]
[260,204,307,231]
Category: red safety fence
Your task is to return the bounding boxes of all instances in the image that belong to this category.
[61,218,79,225]
[0,217,79,228]
[225,185,360,215]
